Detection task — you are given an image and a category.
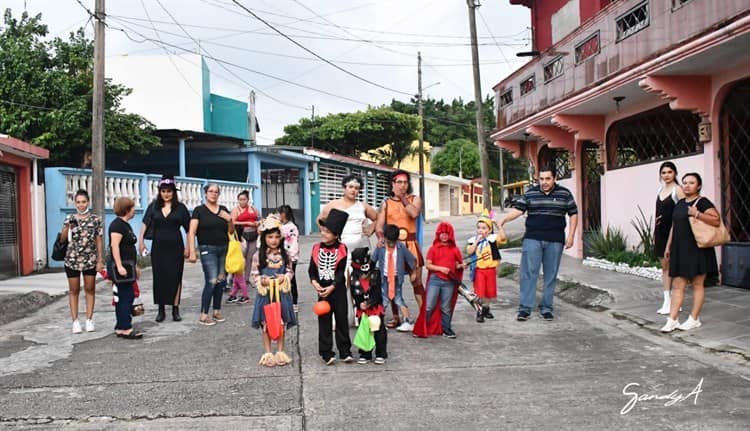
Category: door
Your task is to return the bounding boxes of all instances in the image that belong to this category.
[581,142,602,257]
[0,166,19,280]
[720,79,750,288]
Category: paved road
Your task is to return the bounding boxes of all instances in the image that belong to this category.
[1,214,748,430]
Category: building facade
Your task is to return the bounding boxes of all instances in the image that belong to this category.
[492,0,750,287]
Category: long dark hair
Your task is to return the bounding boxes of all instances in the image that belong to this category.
[659,161,678,181]
[258,227,289,270]
[155,188,180,208]
[277,205,297,226]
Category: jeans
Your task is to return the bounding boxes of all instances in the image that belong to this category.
[114,281,134,330]
[519,238,564,314]
[425,276,456,333]
[199,244,227,314]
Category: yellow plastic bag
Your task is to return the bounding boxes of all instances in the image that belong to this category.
[225,232,245,274]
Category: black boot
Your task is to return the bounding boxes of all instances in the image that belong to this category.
[476,310,485,323]
[155,305,166,322]
[483,305,494,319]
[172,305,182,322]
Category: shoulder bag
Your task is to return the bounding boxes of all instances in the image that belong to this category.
[688,197,730,248]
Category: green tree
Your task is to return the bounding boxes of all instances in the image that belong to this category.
[0,9,159,165]
[431,138,480,178]
[276,107,419,159]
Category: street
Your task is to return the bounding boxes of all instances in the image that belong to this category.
[1,215,748,430]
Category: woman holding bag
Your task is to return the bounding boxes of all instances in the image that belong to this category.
[109,197,143,339]
[138,175,190,322]
[661,173,720,333]
[188,184,234,325]
[228,190,259,304]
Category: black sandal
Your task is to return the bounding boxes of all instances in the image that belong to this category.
[116,331,143,339]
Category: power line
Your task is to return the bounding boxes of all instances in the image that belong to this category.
[229,0,413,96]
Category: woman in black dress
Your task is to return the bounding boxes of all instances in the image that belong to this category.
[661,173,720,333]
[139,175,190,322]
[653,162,683,315]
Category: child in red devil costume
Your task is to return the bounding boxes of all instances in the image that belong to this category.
[414,222,464,338]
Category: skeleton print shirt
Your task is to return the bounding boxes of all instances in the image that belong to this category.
[308,241,348,289]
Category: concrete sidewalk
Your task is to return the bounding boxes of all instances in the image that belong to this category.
[502,249,750,360]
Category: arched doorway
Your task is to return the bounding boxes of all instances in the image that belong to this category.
[720,78,750,288]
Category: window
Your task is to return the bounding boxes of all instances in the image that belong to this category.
[499,89,513,107]
[520,75,536,96]
[543,56,564,83]
[463,194,469,203]
[606,104,702,169]
[672,0,696,10]
[575,31,600,64]
[616,1,649,42]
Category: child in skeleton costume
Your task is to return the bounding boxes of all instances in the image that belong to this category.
[414,222,464,338]
[371,224,417,332]
[309,209,353,365]
[349,247,388,364]
[250,215,296,367]
[466,211,504,323]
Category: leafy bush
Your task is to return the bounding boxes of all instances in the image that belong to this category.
[587,226,627,259]
[630,205,654,258]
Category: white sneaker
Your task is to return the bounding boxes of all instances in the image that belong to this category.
[396,321,414,332]
[72,320,82,334]
[660,318,680,333]
[677,316,702,331]
[656,304,670,315]
[85,319,95,332]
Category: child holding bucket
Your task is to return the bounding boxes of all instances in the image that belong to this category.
[250,214,296,367]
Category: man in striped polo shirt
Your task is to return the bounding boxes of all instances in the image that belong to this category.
[498,167,578,321]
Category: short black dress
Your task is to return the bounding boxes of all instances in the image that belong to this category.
[654,188,677,258]
[668,197,718,279]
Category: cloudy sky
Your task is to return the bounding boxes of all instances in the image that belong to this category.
[5,0,531,142]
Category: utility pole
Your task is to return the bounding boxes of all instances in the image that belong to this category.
[249,90,256,146]
[92,0,106,221]
[499,147,505,210]
[467,0,491,211]
[417,51,426,210]
[310,105,315,148]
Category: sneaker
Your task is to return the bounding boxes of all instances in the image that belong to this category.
[516,311,530,321]
[660,318,680,333]
[342,355,354,363]
[198,317,216,326]
[293,304,299,313]
[236,296,250,304]
[442,329,457,339]
[677,316,702,331]
[357,357,369,365]
[656,304,670,315]
[85,319,95,332]
[324,357,336,366]
[72,320,82,334]
[226,296,238,304]
[373,357,385,365]
[541,312,554,321]
[213,311,226,322]
[396,320,414,332]
[476,311,485,323]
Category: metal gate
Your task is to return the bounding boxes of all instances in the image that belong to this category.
[720,79,750,288]
[261,168,302,223]
[581,142,602,257]
[0,166,19,279]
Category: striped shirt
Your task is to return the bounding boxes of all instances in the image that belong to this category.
[514,184,578,243]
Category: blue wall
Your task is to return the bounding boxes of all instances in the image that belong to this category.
[209,94,249,141]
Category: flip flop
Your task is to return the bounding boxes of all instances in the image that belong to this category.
[116,331,143,340]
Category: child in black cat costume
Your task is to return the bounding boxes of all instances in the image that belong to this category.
[349,247,387,365]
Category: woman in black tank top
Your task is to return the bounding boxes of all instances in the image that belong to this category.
[654,162,683,315]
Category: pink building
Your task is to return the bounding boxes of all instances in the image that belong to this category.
[492,0,750,287]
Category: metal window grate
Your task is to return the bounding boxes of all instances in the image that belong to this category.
[520,75,535,96]
[721,80,750,242]
[575,31,600,64]
[499,89,513,107]
[543,56,564,82]
[616,1,649,42]
[607,104,701,169]
[538,145,571,180]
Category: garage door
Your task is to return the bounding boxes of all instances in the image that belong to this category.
[0,166,18,279]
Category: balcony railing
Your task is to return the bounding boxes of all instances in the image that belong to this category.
[494,0,748,130]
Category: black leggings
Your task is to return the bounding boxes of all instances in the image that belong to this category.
[290,262,298,305]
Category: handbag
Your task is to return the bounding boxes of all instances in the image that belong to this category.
[689,198,730,248]
[111,260,137,284]
[264,278,285,341]
[225,232,245,274]
[353,310,375,352]
[52,233,68,261]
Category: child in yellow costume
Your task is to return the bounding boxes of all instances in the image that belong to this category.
[466,210,506,323]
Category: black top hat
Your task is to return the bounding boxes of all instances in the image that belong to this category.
[320,208,349,238]
[158,175,179,191]
[384,224,400,242]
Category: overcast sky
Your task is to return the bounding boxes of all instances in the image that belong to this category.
[5,0,531,142]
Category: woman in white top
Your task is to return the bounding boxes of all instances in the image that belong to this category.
[318,174,378,325]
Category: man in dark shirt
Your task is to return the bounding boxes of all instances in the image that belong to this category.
[498,167,578,321]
